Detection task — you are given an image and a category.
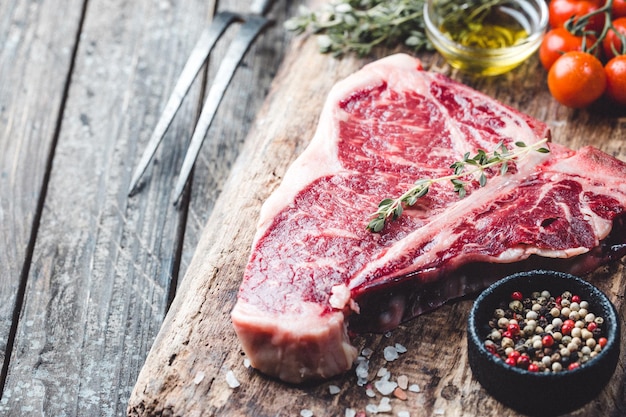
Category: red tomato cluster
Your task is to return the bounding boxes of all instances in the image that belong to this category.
[540,0,626,107]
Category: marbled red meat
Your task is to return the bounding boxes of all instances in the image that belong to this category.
[231,54,626,384]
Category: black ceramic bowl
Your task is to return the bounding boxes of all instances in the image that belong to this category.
[467,270,620,416]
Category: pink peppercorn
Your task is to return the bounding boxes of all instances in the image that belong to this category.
[542,334,554,347]
[572,295,581,303]
[507,323,521,336]
[568,362,580,371]
[511,291,523,301]
[508,350,521,360]
[561,323,573,336]
[505,357,517,366]
[517,355,530,369]
[599,337,608,348]
[587,322,597,332]
[528,363,539,372]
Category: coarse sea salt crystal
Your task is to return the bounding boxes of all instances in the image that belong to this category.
[355,358,369,386]
[397,411,411,417]
[345,408,357,417]
[300,409,314,417]
[329,385,341,395]
[362,347,374,358]
[243,358,251,368]
[193,371,205,385]
[225,370,240,388]
[397,375,409,390]
[377,367,389,378]
[365,404,378,414]
[408,384,421,393]
[383,346,399,362]
[434,408,445,415]
[375,377,398,396]
[366,387,376,398]
[395,343,407,354]
[378,397,392,413]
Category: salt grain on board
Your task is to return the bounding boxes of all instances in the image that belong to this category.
[345,408,357,417]
[243,358,251,368]
[377,397,392,413]
[300,409,314,417]
[329,385,341,395]
[383,346,399,362]
[365,404,378,414]
[355,357,369,386]
[225,370,240,389]
[395,343,407,354]
[397,375,409,390]
[193,371,205,385]
[361,347,373,358]
[408,384,421,393]
[374,374,398,396]
[397,411,411,417]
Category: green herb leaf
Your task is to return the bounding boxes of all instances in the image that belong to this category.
[284,0,433,57]
[366,139,551,232]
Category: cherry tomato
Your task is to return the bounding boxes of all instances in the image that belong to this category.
[547,51,607,108]
[548,0,605,33]
[612,0,626,18]
[539,28,598,70]
[605,55,626,105]
[602,17,626,60]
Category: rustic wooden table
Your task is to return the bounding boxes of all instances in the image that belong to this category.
[2,0,625,416]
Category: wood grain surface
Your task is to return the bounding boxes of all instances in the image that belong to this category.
[0,0,296,415]
[127,4,626,416]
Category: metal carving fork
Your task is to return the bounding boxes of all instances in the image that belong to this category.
[128,0,275,204]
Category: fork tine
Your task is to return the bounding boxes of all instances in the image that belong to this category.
[171,15,273,206]
[128,11,240,196]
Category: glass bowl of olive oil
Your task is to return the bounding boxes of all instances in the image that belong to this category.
[424,0,548,76]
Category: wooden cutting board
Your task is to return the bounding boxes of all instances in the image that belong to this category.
[127,19,626,417]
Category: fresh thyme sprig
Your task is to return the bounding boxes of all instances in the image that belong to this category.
[284,1,433,57]
[366,139,550,233]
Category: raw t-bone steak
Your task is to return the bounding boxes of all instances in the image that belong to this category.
[231,54,626,383]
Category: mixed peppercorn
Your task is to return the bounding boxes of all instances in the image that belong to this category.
[484,290,608,372]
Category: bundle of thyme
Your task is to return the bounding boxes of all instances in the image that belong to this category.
[284,1,433,57]
[366,140,550,232]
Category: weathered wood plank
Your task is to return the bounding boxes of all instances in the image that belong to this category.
[0,0,84,378]
[0,0,218,415]
[128,7,626,416]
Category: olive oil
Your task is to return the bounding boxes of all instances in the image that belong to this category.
[439,4,529,49]
[424,0,546,76]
